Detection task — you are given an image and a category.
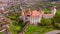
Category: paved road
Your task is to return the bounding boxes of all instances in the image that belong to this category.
[45,30,60,34]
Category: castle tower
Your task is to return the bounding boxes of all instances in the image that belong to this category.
[51,6,56,15]
[26,8,31,16]
[43,6,57,18]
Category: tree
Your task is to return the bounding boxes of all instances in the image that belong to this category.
[41,18,52,26]
[52,11,60,29]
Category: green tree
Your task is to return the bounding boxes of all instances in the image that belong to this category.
[41,18,52,26]
[52,11,60,29]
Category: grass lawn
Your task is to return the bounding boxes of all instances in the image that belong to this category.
[25,25,55,34]
[0,32,4,34]
[44,9,51,14]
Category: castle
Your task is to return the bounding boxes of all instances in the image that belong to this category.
[20,6,56,25]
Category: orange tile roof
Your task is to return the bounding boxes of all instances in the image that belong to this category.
[31,10,41,17]
[22,8,43,17]
[24,10,42,17]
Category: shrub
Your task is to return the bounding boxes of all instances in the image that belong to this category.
[15,25,21,32]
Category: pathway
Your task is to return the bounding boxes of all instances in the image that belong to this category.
[19,22,29,34]
[45,30,60,34]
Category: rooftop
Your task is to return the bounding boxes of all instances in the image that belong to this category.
[23,8,43,17]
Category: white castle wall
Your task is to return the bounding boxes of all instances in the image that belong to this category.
[43,14,54,18]
[51,8,56,15]
[27,16,41,24]
[21,16,42,24]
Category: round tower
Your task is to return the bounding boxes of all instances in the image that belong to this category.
[51,6,56,15]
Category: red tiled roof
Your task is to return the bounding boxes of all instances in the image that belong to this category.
[21,8,43,17]
[24,10,42,17]
[31,10,42,17]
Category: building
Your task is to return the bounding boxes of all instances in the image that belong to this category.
[20,6,56,25]
[21,8,43,24]
[0,7,8,14]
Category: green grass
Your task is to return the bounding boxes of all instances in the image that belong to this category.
[44,9,51,14]
[9,25,18,34]
[0,32,4,34]
[25,25,41,34]
[25,25,54,34]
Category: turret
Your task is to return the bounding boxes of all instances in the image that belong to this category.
[27,8,31,16]
[51,6,56,15]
